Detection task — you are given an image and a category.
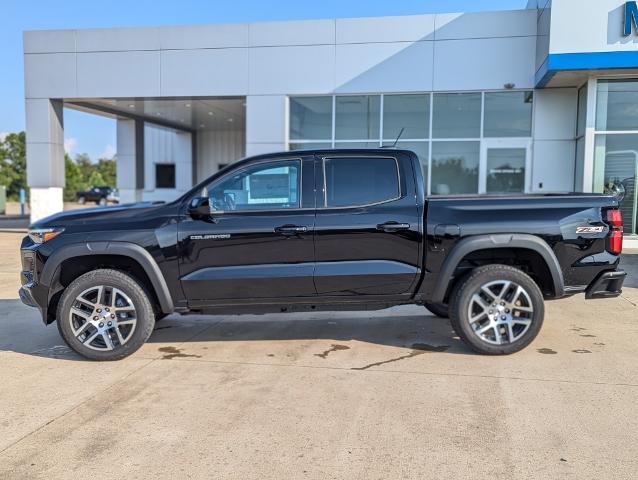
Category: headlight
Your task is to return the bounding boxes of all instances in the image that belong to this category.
[28,227,65,244]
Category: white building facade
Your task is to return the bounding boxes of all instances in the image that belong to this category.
[22,0,638,241]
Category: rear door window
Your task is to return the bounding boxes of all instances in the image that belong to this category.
[323,157,400,208]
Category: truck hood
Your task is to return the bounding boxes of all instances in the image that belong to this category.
[30,201,169,229]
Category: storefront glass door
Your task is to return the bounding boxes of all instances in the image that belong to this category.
[479,139,531,194]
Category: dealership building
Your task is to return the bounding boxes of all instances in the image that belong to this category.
[22,0,638,242]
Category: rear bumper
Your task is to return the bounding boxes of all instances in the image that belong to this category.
[585,270,627,299]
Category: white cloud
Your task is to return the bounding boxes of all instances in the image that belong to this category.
[64,137,78,155]
[0,132,8,142]
[100,144,116,159]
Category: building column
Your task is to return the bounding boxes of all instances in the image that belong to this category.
[26,99,65,222]
[246,95,287,156]
[582,77,598,193]
[116,119,144,204]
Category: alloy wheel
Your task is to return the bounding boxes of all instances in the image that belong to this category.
[68,285,137,351]
[467,280,534,345]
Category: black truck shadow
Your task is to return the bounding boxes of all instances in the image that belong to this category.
[0,299,471,361]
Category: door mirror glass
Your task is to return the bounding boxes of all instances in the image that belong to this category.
[188,196,212,219]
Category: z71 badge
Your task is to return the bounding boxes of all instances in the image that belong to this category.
[190,234,231,240]
[576,226,605,234]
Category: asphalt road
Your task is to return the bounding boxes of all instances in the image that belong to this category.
[1,231,637,479]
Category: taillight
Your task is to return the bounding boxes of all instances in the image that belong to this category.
[606,209,624,255]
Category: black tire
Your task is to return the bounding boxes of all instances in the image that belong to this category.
[57,269,155,361]
[78,196,86,205]
[449,264,544,355]
[424,302,449,318]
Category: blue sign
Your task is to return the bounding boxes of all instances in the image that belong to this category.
[625,1,638,36]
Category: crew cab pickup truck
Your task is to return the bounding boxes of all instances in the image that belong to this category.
[19,149,627,361]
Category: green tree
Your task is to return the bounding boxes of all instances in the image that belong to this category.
[63,154,89,202]
[0,131,27,200]
[95,157,116,187]
[87,170,106,188]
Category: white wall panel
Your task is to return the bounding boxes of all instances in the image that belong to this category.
[23,30,75,53]
[249,20,334,46]
[76,27,160,52]
[245,143,286,156]
[335,41,433,93]
[533,88,577,140]
[246,95,286,144]
[434,10,537,40]
[143,124,193,199]
[433,37,536,91]
[249,45,335,95]
[549,0,636,54]
[27,142,65,188]
[77,51,160,97]
[531,140,576,192]
[197,128,246,181]
[24,53,77,98]
[160,24,248,50]
[161,49,249,96]
[336,15,435,43]
[25,99,64,145]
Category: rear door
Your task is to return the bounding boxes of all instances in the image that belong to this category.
[313,152,421,296]
[178,156,316,305]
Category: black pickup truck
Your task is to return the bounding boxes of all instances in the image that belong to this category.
[19,149,626,361]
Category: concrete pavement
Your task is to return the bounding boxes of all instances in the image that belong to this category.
[1,230,637,479]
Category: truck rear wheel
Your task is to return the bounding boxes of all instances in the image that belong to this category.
[424,302,449,318]
[449,264,544,355]
[56,269,156,361]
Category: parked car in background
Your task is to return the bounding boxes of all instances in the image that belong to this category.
[76,187,119,206]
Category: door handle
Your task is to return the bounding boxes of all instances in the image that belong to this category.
[377,222,411,233]
[274,225,308,236]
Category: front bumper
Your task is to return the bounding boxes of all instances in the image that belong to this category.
[585,270,627,299]
[19,284,39,308]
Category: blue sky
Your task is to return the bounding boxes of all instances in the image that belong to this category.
[0,0,527,161]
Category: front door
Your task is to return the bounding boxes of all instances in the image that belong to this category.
[313,152,421,296]
[178,156,316,305]
[479,139,531,194]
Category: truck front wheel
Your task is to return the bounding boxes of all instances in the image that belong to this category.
[56,269,156,361]
[449,264,544,355]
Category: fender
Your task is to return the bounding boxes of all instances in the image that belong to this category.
[430,234,565,304]
[41,241,174,314]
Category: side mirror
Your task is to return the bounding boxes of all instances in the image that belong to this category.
[188,196,212,219]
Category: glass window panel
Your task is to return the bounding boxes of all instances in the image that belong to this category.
[155,164,175,189]
[596,80,638,131]
[289,96,332,140]
[334,142,380,149]
[484,91,533,138]
[324,157,399,207]
[431,141,480,195]
[335,95,381,140]
[594,134,638,234]
[208,160,300,211]
[577,85,587,138]
[486,148,526,194]
[383,141,429,192]
[575,137,585,192]
[383,94,430,140]
[433,93,481,139]
[289,142,332,151]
